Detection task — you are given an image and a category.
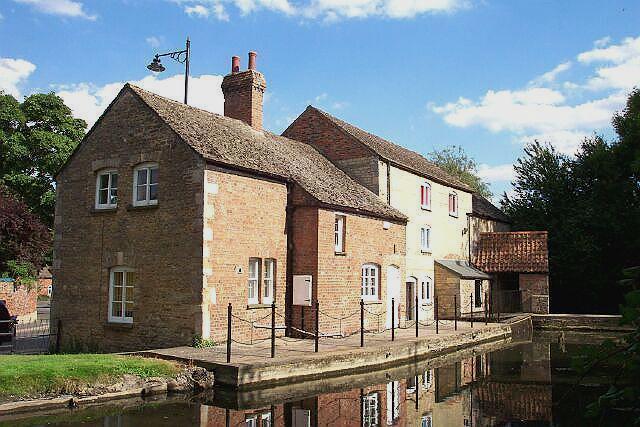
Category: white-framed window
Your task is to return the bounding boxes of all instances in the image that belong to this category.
[407,376,417,394]
[362,392,379,427]
[95,170,118,209]
[421,413,433,427]
[420,182,431,210]
[109,267,135,323]
[420,226,431,252]
[361,263,379,301]
[448,191,458,217]
[386,381,400,425]
[334,214,346,253]
[133,163,158,206]
[262,259,275,304]
[248,258,260,304]
[422,369,433,390]
[421,276,433,304]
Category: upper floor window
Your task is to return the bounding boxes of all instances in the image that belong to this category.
[420,226,431,252]
[133,163,158,206]
[420,182,431,210]
[448,191,458,217]
[109,267,135,323]
[361,263,379,301]
[95,170,118,209]
[334,214,346,253]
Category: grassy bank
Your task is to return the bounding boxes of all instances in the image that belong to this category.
[0,354,180,400]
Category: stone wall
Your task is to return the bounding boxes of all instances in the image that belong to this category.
[52,90,205,352]
[519,274,550,314]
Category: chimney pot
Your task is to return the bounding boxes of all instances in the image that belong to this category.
[231,56,240,73]
[248,51,257,70]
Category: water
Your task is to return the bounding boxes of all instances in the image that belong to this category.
[2,332,632,426]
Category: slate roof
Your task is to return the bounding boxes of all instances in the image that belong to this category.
[306,106,473,192]
[127,84,407,222]
[471,194,511,224]
[473,231,549,273]
[435,259,491,280]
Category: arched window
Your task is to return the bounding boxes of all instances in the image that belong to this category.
[361,263,379,300]
[133,162,158,206]
[421,276,433,304]
[95,169,118,209]
[420,182,431,210]
[448,191,458,217]
[109,267,135,323]
[420,225,431,252]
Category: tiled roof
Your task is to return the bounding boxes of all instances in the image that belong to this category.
[472,194,511,223]
[307,107,473,192]
[128,85,407,222]
[473,231,549,273]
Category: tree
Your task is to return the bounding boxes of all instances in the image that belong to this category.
[429,145,492,198]
[0,92,86,226]
[501,89,640,313]
[0,185,51,276]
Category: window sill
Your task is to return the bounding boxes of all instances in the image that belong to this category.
[421,250,432,255]
[246,303,273,310]
[334,251,347,256]
[362,300,382,305]
[90,207,117,214]
[422,302,433,306]
[105,321,134,330]
[420,206,431,212]
[449,213,459,218]
[127,204,159,211]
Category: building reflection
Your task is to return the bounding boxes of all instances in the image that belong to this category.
[199,342,553,427]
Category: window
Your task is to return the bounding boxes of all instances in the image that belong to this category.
[362,392,379,427]
[263,259,275,304]
[422,369,433,390]
[448,192,458,217]
[421,414,433,427]
[475,280,483,307]
[386,381,400,425]
[109,268,135,323]
[361,264,379,301]
[407,376,417,393]
[334,214,345,253]
[246,412,272,427]
[248,258,260,304]
[133,163,158,206]
[420,182,431,210]
[421,277,433,304]
[420,226,431,252]
[95,170,118,209]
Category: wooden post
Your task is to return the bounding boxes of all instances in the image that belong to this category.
[271,301,276,358]
[415,296,419,338]
[391,298,395,341]
[226,303,232,363]
[360,299,364,348]
[314,301,319,353]
[435,296,439,334]
[454,294,458,331]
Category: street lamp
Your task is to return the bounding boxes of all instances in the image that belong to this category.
[147,37,190,104]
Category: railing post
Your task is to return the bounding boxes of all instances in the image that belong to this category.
[435,296,439,334]
[391,298,395,341]
[485,291,488,325]
[360,299,364,348]
[226,303,232,363]
[415,296,419,338]
[454,294,458,331]
[301,305,305,334]
[55,319,62,354]
[271,301,276,358]
[314,301,319,353]
[470,293,474,328]
[497,292,501,322]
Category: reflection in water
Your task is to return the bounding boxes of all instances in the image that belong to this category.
[2,335,633,427]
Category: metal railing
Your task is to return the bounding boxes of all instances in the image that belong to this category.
[0,318,59,354]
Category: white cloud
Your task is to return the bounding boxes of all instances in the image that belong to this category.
[478,163,514,182]
[56,74,224,127]
[431,35,640,155]
[0,57,36,98]
[593,36,611,49]
[146,36,162,48]
[171,0,467,21]
[13,0,96,20]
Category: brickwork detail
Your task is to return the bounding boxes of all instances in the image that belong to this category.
[0,282,37,320]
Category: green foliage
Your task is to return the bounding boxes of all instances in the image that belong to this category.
[2,260,36,288]
[193,335,218,348]
[501,89,640,313]
[428,145,493,198]
[0,91,86,227]
[0,354,179,399]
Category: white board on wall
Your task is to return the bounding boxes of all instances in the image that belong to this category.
[293,275,312,306]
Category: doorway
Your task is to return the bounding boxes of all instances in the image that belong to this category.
[406,276,417,321]
[386,265,400,329]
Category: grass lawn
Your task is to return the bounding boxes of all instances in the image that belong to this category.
[0,354,180,400]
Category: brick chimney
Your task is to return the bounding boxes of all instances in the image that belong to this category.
[221,51,266,130]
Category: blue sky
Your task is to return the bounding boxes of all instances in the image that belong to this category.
[2,0,639,199]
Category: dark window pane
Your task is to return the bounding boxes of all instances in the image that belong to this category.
[99,189,108,204]
[99,174,109,189]
[149,168,158,184]
[149,184,158,200]
[110,173,118,188]
[136,185,147,201]
[137,169,147,185]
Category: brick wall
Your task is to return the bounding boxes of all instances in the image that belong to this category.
[37,277,52,298]
[202,166,288,343]
[519,274,550,314]
[52,90,205,352]
[0,282,37,321]
[221,70,266,130]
